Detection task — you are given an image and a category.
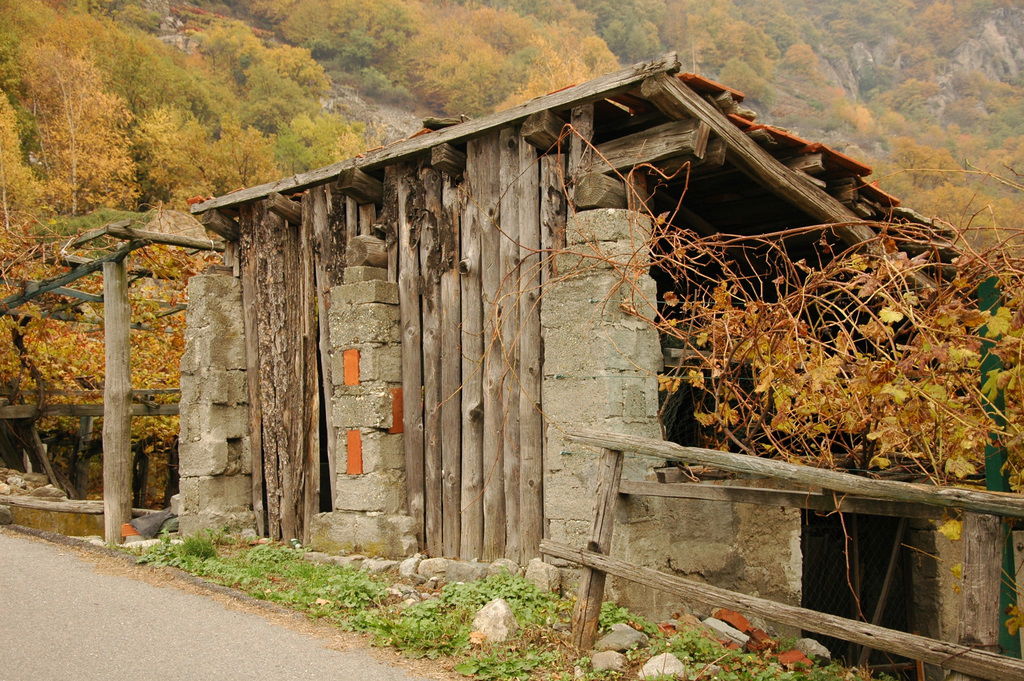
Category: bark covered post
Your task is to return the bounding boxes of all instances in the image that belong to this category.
[102,258,132,543]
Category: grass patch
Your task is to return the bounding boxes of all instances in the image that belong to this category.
[134,536,888,681]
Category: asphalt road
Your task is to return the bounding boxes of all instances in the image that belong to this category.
[0,529,434,681]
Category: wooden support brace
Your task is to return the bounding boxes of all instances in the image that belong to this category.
[595,118,710,173]
[199,209,240,240]
[570,448,624,650]
[430,143,467,177]
[267,192,303,225]
[521,109,566,151]
[338,168,384,205]
[574,173,627,210]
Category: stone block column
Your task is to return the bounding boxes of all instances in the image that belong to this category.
[177,272,254,534]
[541,209,663,552]
[308,266,416,557]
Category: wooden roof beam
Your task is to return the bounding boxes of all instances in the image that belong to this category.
[71,219,225,251]
[190,52,681,215]
[638,73,935,289]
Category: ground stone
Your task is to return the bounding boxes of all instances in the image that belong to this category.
[29,485,66,499]
[398,553,422,578]
[124,537,162,549]
[417,557,451,580]
[524,558,561,593]
[333,555,365,568]
[702,617,749,645]
[795,637,831,660]
[302,552,334,564]
[472,598,518,642]
[361,558,399,574]
[639,653,686,680]
[594,622,649,652]
[446,560,489,583]
[487,558,520,577]
[591,651,626,672]
[0,504,11,525]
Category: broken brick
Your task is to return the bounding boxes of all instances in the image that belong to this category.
[712,608,753,633]
[744,628,775,653]
[776,649,813,668]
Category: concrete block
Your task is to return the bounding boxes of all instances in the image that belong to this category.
[180,329,247,373]
[179,403,247,443]
[329,302,400,346]
[331,280,399,306]
[180,369,248,406]
[309,511,417,558]
[178,509,255,536]
[334,469,405,513]
[329,344,402,386]
[332,388,394,430]
[179,436,249,477]
[343,266,389,283]
[566,209,652,246]
[338,430,404,473]
[188,474,251,510]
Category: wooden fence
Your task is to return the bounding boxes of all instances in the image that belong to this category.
[542,430,1024,681]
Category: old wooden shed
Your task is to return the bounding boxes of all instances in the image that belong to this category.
[183,52,944,567]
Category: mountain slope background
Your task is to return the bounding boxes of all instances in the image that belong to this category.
[1,0,1023,228]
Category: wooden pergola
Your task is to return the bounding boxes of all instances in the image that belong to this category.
[1,219,223,541]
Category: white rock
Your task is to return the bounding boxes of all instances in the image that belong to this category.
[302,551,333,564]
[795,637,831,660]
[471,598,519,642]
[124,537,162,549]
[639,653,686,679]
[398,553,423,578]
[524,558,561,593]
[361,558,399,574]
[594,622,649,652]
[488,557,520,576]
[334,555,365,568]
[591,650,626,672]
[417,557,451,580]
[447,559,489,583]
[702,616,749,645]
[168,493,182,515]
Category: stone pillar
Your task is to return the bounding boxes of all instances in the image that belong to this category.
[541,209,802,624]
[541,209,662,552]
[308,266,416,557]
[177,272,254,534]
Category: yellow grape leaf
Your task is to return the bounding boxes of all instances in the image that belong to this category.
[939,518,963,542]
[868,456,891,469]
[950,562,963,580]
[1006,606,1023,637]
[984,306,1012,338]
[879,307,904,324]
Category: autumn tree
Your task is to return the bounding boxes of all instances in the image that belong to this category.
[22,44,137,214]
[0,92,40,227]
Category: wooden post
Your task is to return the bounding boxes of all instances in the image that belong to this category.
[102,258,132,544]
[238,205,266,536]
[460,140,486,559]
[479,131,506,561]
[420,165,444,555]
[519,142,545,562]
[398,163,426,547]
[570,448,624,650]
[439,173,463,558]
[948,513,1005,681]
[539,152,567,278]
[498,127,523,561]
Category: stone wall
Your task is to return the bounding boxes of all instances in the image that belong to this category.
[177,272,254,534]
[308,266,417,558]
[540,209,802,625]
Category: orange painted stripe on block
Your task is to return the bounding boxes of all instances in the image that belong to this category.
[346,429,363,475]
[343,349,360,385]
[389,387,404,434]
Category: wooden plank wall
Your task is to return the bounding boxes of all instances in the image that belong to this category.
[395,125,561,562]
[238,198,324,542]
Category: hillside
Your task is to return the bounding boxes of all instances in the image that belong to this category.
[0,0,1021,228]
